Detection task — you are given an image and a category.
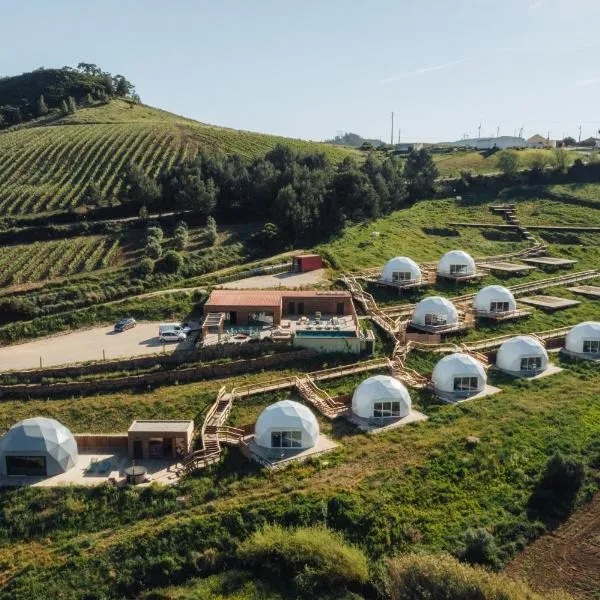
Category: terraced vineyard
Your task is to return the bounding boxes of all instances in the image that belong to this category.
[0,236,123,286]
[0,100,358,217]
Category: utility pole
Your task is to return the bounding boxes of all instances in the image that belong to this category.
[496,126,500,138]
[477,123,482,138]
[390,112,394,145]
[578,125,582,142]
[398,128,401,144]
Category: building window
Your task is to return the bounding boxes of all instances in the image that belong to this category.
[6,455,47,477]
[288,302,295,314]
[373,401,402,418]
[453,377,479,391]
[271,431,302,448]
[392,271,412,282]
[583,340,600,353]
[490,301,509,313]
[336,302,345,315]
[449,264,468,275]
[520,356,542,371]
[425,313,447,326]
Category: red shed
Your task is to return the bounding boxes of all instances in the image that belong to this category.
[293,254,323,272]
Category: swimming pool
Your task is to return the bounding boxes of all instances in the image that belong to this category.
[295,330,357,338]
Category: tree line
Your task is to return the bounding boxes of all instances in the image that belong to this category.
[113,145,439,247]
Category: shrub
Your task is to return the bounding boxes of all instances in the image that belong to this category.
[173,228,188,250]
[236,525,368,594]
[383,553,572,600]
[146,226,163,243]
[145,239,163,260]
[528,453,585,525]
[136,258,154,277]
[459,528,500,568]
[159,250,184,273]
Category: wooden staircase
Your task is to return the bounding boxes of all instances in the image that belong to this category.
[295,376,348,419]
[489,204,545,250]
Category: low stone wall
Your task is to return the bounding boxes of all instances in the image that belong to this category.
[3,342,294,383]
[74,434,128,450]
[0,349,316,400]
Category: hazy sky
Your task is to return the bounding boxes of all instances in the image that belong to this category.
[2,0,600,142]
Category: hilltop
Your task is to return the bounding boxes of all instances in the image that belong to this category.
[0,98,359,218]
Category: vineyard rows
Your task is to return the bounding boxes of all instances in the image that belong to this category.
[0,236,123,286]
[0,100,357,217]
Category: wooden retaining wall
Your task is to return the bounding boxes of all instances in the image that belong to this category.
[0,350,316,400]
[74,434,128,450]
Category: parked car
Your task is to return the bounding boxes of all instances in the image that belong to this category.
[114,317,136,332]
[180,322,192,334]
[159,324,187,342]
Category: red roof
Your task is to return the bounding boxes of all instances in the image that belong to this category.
[205,289,350,308]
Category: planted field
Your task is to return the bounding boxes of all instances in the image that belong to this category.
[0,236,122,286]
[0,100,358,217]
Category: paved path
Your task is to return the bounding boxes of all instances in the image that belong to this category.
[0,322,195,372]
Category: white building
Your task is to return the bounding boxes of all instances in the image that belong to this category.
[452,136,529,150]
[412,296,458,328]
[565,321,600,357]
[381,256,422,285]
[0,417,78,477]
[438,250,476,278]
[496,335,548,376]
[351,375,411,419]
[432,353,487,397]
[472,285,517,316]
[254,400,319,450]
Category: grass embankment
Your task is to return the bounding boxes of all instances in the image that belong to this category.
[0,100,358,218]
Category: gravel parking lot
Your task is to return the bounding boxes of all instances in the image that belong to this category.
[0,322,197,372]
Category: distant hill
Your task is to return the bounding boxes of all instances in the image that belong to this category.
[0,99,359,217]
[325,132,384,148]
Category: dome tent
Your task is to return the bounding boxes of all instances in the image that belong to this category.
[0,417,78,477]
[381,256,421,284]
[352,375,411,419]
[565,321,600,355]
[254,400,319,449]
[412,296,458,327]
[473,285,516,315]
[432,353,487,396]
[438,250,476,277]
[496,335,548,375]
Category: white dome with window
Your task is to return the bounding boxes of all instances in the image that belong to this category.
[351,375,411,419]
[473,285,516,314]
[565,321,600,355]
[412,296,458,327]
[254,400,319,449]
[438,250,476,276]
[381,256,421,284]
[432,353,487,395]
[496,335,548,374]
[0,417,78,477]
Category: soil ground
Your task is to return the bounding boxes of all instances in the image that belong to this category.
[505,493,600,599]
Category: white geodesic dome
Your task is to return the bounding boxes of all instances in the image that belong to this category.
[565,321,600,354]
[0,417,78,477]
[472,285,516,313]
[351,375,411,419]
[381,256,421,283]
[496,335,548,374]
[431,353,487,394]
[438,250,476,276]
[412,296,458,326]
[254,400,319,449]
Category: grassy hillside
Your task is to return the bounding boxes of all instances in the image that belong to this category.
[0,99,358,217]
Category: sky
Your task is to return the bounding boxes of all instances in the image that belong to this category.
[2,0,600,143]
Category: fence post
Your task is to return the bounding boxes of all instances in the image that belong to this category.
[103,349,106,361]
[40,356,42,369]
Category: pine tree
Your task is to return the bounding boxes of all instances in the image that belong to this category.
[36,95,48,116]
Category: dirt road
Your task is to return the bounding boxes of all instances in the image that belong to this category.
[0,322,196,372]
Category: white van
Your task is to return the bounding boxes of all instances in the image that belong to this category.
[159,324,187,342]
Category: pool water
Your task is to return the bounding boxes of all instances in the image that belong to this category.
[295,330,356,338]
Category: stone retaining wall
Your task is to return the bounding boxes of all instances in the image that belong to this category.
[0,349,316,400]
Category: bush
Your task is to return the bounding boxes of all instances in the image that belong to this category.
[146,226,163,243]
[236,525,368,594]
[459,528,500,568]
[528,453,585,525]
[383,553,572,600]
[136,257,154,277]
[159,250,184,273]
[145,239,163,260]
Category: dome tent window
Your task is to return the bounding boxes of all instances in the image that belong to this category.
[583,340,600,354]
[373,401,402,418]
[425,313,447,326]
[521,356,543,372]
[271,431,302,448]
[450,264,468,275]
[393,271,412,282]
[453,377,479,392]
[490,301,510,313]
